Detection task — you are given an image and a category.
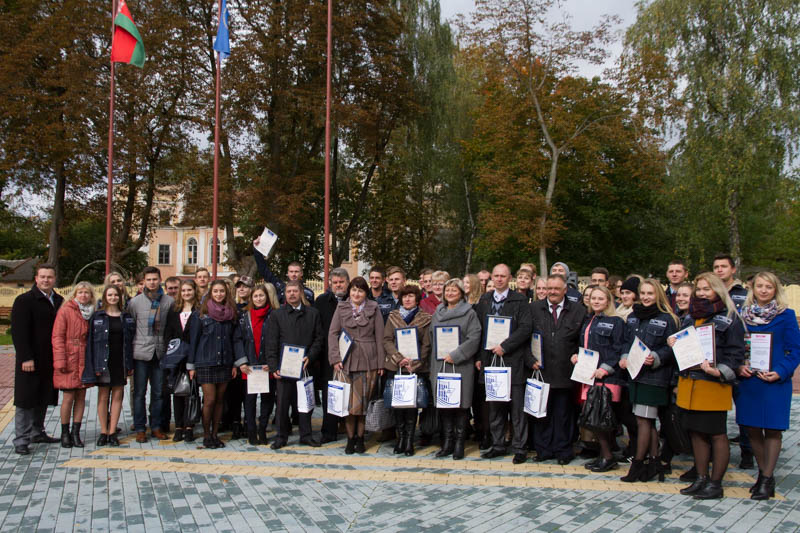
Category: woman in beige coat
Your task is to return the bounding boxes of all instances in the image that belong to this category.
[328,277,385,454]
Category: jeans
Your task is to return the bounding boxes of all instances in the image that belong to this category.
[134,357,164,432]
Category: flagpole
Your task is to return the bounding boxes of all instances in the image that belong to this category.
[323,0,333,290]
[211,0,222,281]
[105,0,118,277]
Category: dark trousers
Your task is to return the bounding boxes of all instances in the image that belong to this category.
[534,388,577,459]
[14,404,48,446]
[222,377,246,426]
[275,379,311,441]
[244,389,275,433]
[732,383,753,453]
[320,362,339,439]
[173,394,193,428]
[618,386,638,455]
[161,379,172,431]
[472,381,490,436]
[488,383,527,454]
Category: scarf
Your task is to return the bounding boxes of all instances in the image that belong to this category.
[207,299,235,322]
[77,302,94,320]
[741,300,782,326]
[399,306,419,324]
[688,297,727,319]
[250,305,270,358]
[143,286,164,336]
[351,301,365,317]
[633,303,660,321]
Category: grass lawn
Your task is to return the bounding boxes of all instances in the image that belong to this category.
[0,332,11,345]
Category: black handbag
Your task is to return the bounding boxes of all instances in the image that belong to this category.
[383,372,430,408]
[170,370,191,396]
[186,379,201,425]
[662,402,692,454]
[578,384,617,432]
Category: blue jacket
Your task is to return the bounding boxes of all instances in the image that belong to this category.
[238,308,272,366]
[579,313,626,385]
[679,309,746,384]
[252,245,315,304]
[82,310,136,384]
[187,314,247,370]
[376,291,399,322]
[623,311,678,387]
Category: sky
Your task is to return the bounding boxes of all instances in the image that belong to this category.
[440,0,641,78]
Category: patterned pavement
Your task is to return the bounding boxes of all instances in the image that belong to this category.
[0,352,800,531]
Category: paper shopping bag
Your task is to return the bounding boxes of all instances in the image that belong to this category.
[436,362,461,408]
[391,371,418,408]
[296,374,315,414]
[327,371,350,418]
[484,355,511,402]
[524,371,550,418]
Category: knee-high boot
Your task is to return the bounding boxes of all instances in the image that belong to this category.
[435,411,455,457]
[393,410,406,454]
[404,410,417,456]
[453,409,468,460]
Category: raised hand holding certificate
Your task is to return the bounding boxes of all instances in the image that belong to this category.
[571,347,599,386]
[626,336,650,380]
[254,227,278,258]
[395,327,420,360]
[670,326,705,371]
[435,326,460,361]
[485,315,512,350]
[748,332,773,372]
[280,344,306,379]
[695,324,716,365]
[247,366,270,394]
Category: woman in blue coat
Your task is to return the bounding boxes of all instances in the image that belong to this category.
[736,272,800,501]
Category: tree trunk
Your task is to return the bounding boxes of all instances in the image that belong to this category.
[727,188,742,270]
[463,178,476,274]
[538,151,559,276]
[46,160,66,281]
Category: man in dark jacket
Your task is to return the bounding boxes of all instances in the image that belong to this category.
[266,280,324,449]
[530,273,587,464]
[475,264,534,464]
[11,263,64,454]
[377,266,405,322]
[252,238,315,305]
[313,267,350,443]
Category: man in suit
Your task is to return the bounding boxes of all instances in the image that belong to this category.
[530,273,587,465]
[475,264,534,464]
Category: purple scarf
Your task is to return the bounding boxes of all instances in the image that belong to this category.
[207,299,235,322]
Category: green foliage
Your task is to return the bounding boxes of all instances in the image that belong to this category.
[0,203,46,259]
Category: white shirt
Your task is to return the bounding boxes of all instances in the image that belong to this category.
[493,288,510,302]
[549,299,565,320]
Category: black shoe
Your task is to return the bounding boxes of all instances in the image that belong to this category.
[258,426,268,445]
[557,456,574,466]
[108,434,120,447]
[320,434,337,444]
[32,433,59,444]
[584,457,603,470]
[739,451,755,469]
[694,479,723,499]
[270,439,286,450]
[213,437,225,448]
[60,426,73,449]
[680,476,708,495]
[14,445,30,455]
[679,466,698,482]
[355,436,366,454]
[300,437,321,448]
[751,475,775,501]
[71,423,84,448]
[172,429,185,442]
[184,429,196,442]
[479,435,493,450]
[512,453,527,464]
[750,470,764,493]
[393,433,406,455]
[590,458,618,472]
[96,434,109,446]
[620,459,645,482]
[248,430,259,446]
[231,422,242,440]
[203,437,215,449]
[345,437,356,455]
[481,448,507,459]
[534,453,554,462]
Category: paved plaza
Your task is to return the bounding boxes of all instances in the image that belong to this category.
[1,349,800,532]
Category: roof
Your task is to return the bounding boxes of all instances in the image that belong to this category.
[0,258,39,282]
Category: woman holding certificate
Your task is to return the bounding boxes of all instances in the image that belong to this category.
[572,286,626,472]
[329,277,385,454]
[429,279,481,459]
[382,284,432,456]
[188,280,248,449]
[670,273,745,500]
[618,279,679,482]
[736,272,800,500]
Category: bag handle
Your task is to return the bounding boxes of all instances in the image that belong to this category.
[489,354,506,367]
[441,360,456,373]
[334,368,346,381]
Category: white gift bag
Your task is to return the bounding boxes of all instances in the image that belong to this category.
[296,372,315,414]
[524,371,550,418]
[436,362,462,409]
[391,369,418,408]
[327,370,351,418]
[484,355,511,402]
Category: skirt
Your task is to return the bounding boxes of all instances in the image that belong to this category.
[676,376,732,411]
[345,370,378,416]
[681,408,727,435]
[195,365,231,385]
[629,382,669,407]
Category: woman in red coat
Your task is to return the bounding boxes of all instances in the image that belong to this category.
[52,281,94,448]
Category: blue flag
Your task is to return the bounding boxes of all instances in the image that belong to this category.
[213,0,230,59]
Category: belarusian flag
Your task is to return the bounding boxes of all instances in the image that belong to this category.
[111,0,145,67]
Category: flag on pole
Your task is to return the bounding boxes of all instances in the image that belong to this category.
[111,0,146,67]
[213,0,230,59]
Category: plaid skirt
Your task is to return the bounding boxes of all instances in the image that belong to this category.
[346,370,379,416]
[195,365,231,385]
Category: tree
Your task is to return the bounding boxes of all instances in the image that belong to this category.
[621,0,800,268]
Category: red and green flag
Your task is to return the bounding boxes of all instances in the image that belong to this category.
[111,0,145,67]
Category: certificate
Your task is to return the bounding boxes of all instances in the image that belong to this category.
[748,332,773,372]
[670,326,705,371]
[626,336,650,380]
[254,227,278,258]
[571,347,599,386]
[435,326,461,361]
[280,344,306,379]
[395,327,420,360]
[246,366,270,394]
[530,333,542,367]
[484,315,512,350]
[696,324,716,365]
[339,330,353,363]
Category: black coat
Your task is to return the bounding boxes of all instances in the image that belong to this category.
[679,310,746,384]
[624,311,678,388]
[475,290,534,385]
[11,286,64,408]
[580,314,626,386]
[531,298,587,389]
[313,291,342,380]
[253,246,315,304]
[264,303,323,378]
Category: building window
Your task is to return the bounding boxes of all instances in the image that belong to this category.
[209,237,221,264]
[187,238,198,265]
[157,244,170,265]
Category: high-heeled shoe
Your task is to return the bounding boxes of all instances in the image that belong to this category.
[751,475,775,500]
[620,459,645,482]
[750,470,764,493]
[108,434,120,447]
[96,434,109,446]
[680,476,708,495]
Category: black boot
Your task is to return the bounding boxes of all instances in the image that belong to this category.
[71,423,84,448]
[694,479,724,499]
[60,424,73,448]
[680,476,709,495]
[394,425,407,455]
[750,470,764,493]
[231,422,242,440]
[248,429,258,446]
[404,414,416,457]
[345,437,356,455]
[435,413,455,458]
[258,425,269,445]
[620,459,645,483]
[355,436,366,454]
[453,411,467,460]
[751,475,775,501]
[640,458,658,482]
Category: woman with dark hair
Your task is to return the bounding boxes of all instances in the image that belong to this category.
[383,284,432,456]
[328,277,385,454]
[188,280,247,449]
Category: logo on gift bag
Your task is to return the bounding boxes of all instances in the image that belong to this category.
[436,376,460,407]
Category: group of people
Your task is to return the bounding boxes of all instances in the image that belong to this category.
[11,249,800,502]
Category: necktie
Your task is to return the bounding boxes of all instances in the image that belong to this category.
[551,304,559,326]
[492,296,505,315]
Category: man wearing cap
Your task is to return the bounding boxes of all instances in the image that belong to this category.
[550,262,581,304]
